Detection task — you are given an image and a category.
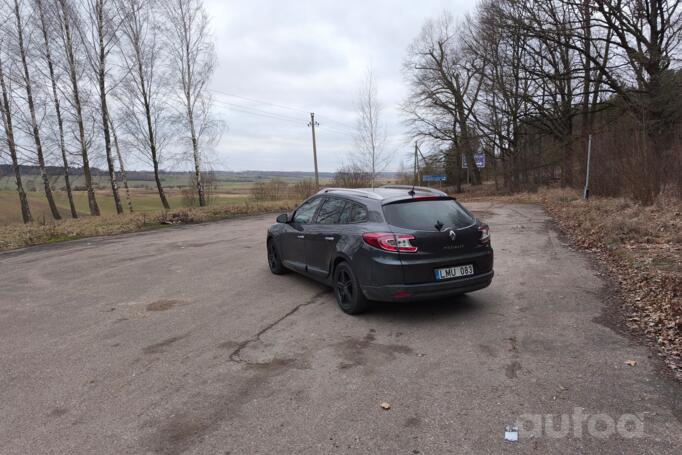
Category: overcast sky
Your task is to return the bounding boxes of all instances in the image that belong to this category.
[203,0,475,172]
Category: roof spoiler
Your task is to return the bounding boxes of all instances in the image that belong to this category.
[380,185,448,197]
[317,187,383,200]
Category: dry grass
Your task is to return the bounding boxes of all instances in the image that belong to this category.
[0,199,298,252]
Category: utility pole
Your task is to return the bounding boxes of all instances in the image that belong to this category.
[308,113,320,189]
[583,134,592,199]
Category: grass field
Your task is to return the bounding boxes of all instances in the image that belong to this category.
[0,174,339,225]
[0,180,253,225]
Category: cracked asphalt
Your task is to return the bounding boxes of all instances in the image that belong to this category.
[1,203,681,454]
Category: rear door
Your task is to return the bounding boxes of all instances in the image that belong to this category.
[382,198,484,284]
[305,197,348,278]
[280,196,323,272]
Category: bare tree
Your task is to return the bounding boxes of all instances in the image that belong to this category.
[11,0,61,219]
[333,163,373,188]
[514,0,682,202]
[56,0,100,215]
[0,47,32,223]
[581,0,682,202]
[116,0,170,209]
[80,0,123,213]
[35,0,77,218]
[354,68,389,188]
[109,114,133,212]
[465,0,532,191]
[403,15,484,187]
[162,0,218,207]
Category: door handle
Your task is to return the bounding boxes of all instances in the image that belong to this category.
[325,237,335,241]
[297,235,305,239]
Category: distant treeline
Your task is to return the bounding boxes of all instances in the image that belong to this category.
[0,165,396,183]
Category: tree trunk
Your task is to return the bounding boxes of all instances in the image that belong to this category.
[455,149,462,193]
[152,157,169,210]
[59,0,100,216]
[110,117,134,213]
[95,0,123,214]
[14,0,61,220]
[463,146,482,185]
[560,116,574,188]
[444,143,458,192]
[188,112,205,207]
[36,0,77,219]
[0,57,32,223]
[454,101,481,185]
[136,51,169,209]
[183,32,205,207]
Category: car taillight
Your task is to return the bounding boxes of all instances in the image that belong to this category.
[478,223,490,244]
[362,232,418,253]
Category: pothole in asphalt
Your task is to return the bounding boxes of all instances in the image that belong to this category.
[146,299,190,312]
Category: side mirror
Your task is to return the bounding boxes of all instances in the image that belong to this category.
[276,213,289,224]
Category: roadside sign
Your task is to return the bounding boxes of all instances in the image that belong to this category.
[462,153,486,169]
[422,175,447,183]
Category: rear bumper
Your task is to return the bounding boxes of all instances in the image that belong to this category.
[362,270,494,303]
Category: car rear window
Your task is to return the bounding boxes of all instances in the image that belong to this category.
[339,202,368,224]
[382,199,475,231]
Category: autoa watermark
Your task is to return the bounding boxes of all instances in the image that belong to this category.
[516,407,645,439]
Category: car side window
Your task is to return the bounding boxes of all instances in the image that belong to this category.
[316,198,347,225]
[292,198,322,224]
[338,202,367,224]
[350,203,368,223]
[338,202,352,224]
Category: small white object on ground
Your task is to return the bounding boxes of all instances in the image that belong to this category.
[504,425,518,442]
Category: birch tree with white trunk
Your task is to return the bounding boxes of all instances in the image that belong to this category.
[162,0,219,207]
[354,68,389,188]
[56,0,100,216]
[116,0,170,209]
[10,0,61,219]
[80,0,124,214]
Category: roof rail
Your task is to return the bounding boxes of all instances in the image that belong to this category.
[380,185,447,196]
[317,187,383,200]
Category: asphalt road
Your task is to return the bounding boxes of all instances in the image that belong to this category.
[1,203,681,454]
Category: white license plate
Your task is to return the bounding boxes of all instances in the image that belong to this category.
[435,264,475,281]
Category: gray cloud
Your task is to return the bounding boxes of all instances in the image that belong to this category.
[205,0,475,172]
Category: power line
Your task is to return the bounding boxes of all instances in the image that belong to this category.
[212,99,305,125]
[316,125,354,136]
[315,115,356,131]
[208,88,310,114]
[209,89,359,132]
[212,98,356,137]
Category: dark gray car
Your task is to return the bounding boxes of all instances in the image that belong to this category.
[266,185,494,314]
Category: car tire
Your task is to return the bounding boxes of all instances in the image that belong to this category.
[333,262,369,314]
[267,239,287,275]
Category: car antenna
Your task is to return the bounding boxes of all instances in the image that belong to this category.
[409,183,416,197]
